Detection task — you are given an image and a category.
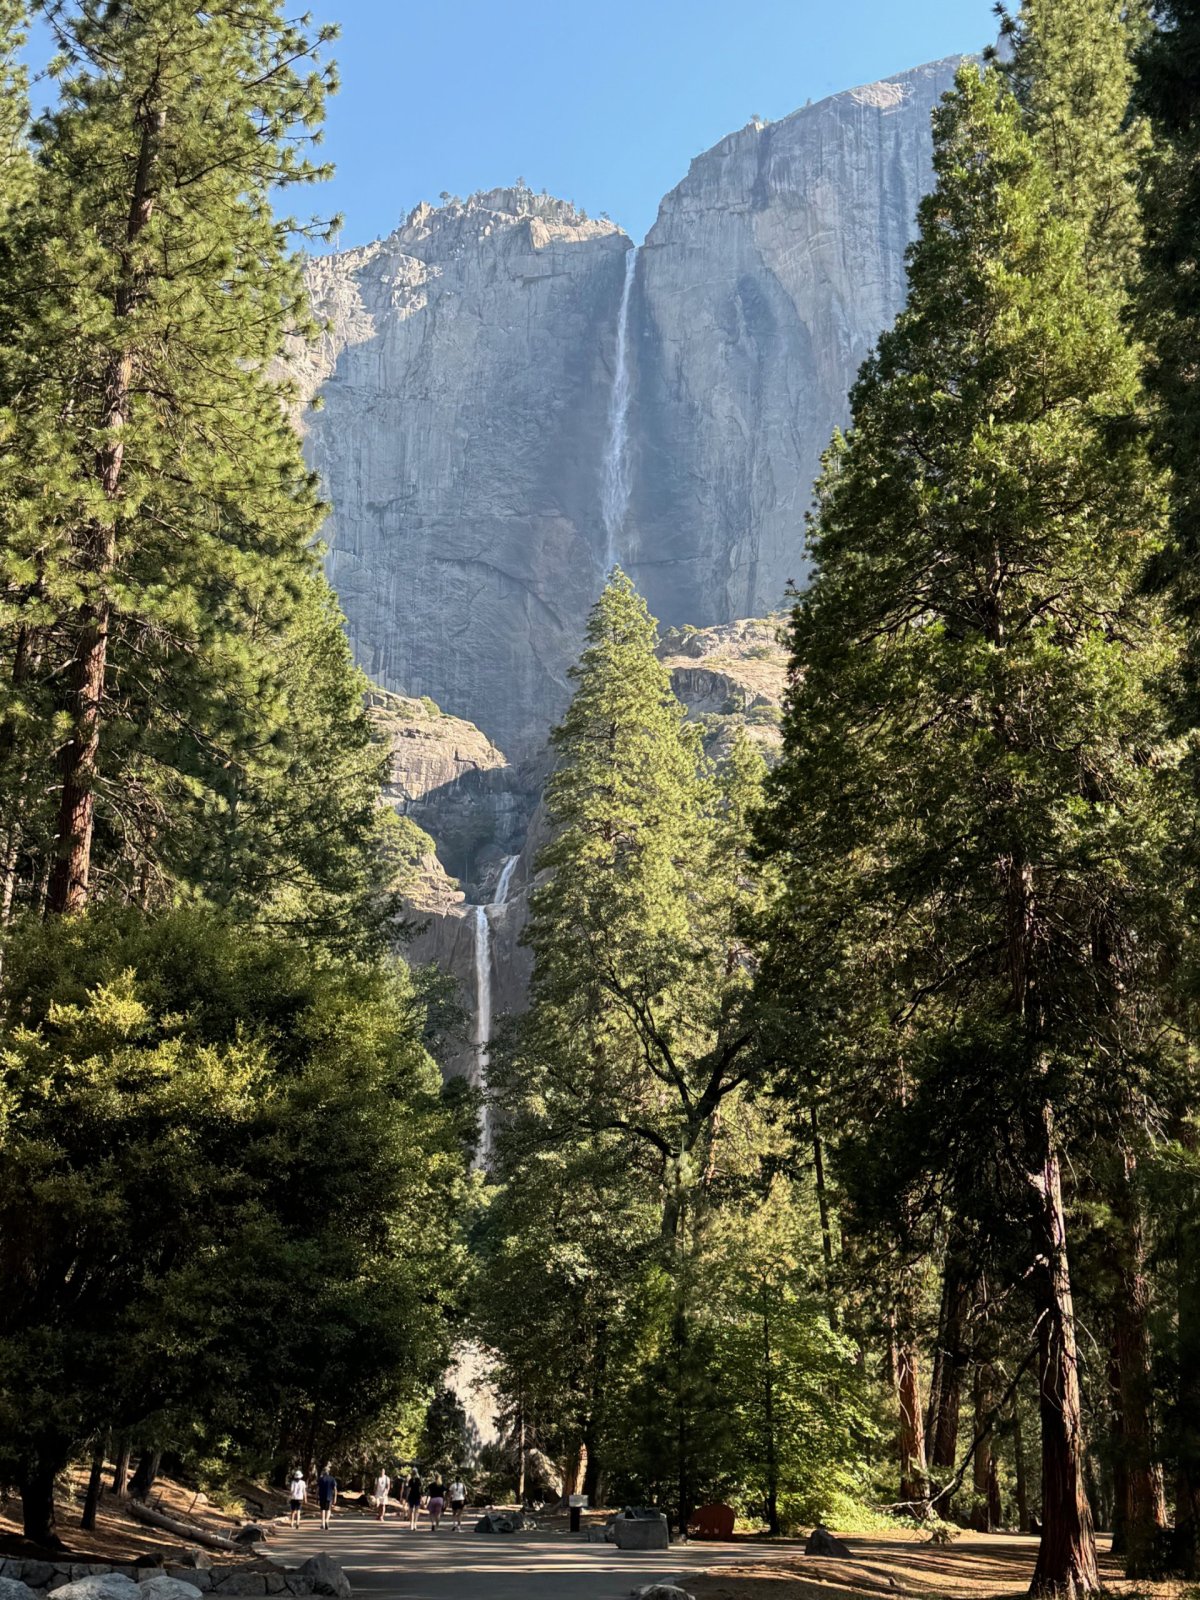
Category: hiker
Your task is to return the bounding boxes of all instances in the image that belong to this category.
[427,1477,445,1533]
[374,1466,392,1521]
[448,1474,467,1532]
[405,1468,423,1530]
[317,1463,338,1531]
[288,1468,307,1529]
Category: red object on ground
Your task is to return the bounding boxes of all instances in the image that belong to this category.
[689,1503,735,1540]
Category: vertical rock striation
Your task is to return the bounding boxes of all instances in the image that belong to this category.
[626,57,967,628]
[298,59,968,755]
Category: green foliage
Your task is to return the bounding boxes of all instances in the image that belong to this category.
[758,63,1175,1228]
[998,0,1148,291]
[494,574,768,1239]
[0,906,469,1507]
[0,0,388,942]
[418,1388,473,1473]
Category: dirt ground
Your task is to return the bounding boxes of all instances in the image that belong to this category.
[0,1464,298,1562]
[677,1530,1191,1600]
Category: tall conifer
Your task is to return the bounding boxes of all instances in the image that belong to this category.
[1137,0,1200,1568]
[0,0,390,940]
[757,66,1174,1596]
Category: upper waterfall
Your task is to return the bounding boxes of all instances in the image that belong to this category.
[601,244,637,571]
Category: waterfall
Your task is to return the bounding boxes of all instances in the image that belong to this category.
[471,855,520,1164]
[601,245,637,571]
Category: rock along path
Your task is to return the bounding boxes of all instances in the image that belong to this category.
[272,1512,749,1600]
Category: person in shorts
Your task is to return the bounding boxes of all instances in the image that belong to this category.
[405,1469,423,1531]
[374,1467,391,1521]
[288,1468,307,1528]
[317,1463,337,1531]
[448,1476,466,1532]
[426,1477,445,1533]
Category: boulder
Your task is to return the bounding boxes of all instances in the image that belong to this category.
[209,1579,266,1597]
[295,1557,350,1600]
[165,1574,209,1592]
[14,1565,56,1590]
[51,1578,141,1600]
[805,1525,853,1558]
[137,1577,204,1600]
[0,1577,42,1600]
[474,1512,513,1534]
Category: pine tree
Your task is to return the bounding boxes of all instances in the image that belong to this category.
[496,572,765,1241]
[490,572,769,1531]
[998,0,1148,291]
[999,6,1172,1568]
[756,66,1176,1596]
[1136,1,1200,1570]
[0,0,390,936]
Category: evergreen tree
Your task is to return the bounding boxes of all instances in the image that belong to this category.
[0,0,390,939]
[756,65,1176,1597]
[490,573,770,1530]
[495,572,766,1241]
[998,0,1148,291]
[1136,1,1200,1570]
[0,905,469,1544]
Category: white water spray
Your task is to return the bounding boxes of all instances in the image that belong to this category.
[601,245,637,570]
[471,855,520,1164]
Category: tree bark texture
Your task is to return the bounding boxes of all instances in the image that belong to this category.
[896,1334,928,1508]
[19,1455,63,1548]
[1029,1120,1099,1597]
[47,105,163,914]
[81,1447,106,1531]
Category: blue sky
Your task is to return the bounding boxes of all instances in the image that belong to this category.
[28,0,1000,246]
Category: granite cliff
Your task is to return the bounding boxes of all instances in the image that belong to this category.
[296,56,967,759]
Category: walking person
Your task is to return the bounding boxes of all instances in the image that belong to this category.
[374,1466,392,1521]
[317,1464,338,1531]
[405,1468,423,1531]
[287,1468,307,1529]
[448,1474,467,1532]
[426,1476,445,1533]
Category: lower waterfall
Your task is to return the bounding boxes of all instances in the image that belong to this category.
[471,854,520,1164]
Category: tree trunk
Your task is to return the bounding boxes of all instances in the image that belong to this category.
[129,1449,161,1502]
[19,1456,64,1549]
[1014,1399,1030,1534]
[929,1267,969,1514]
[1112,1167,1167,1574]
[1029,1119,1099,1598]
[46,104,164,915]
[895,1330,928,1510]
[81,1446,106,1531]
[809,1103,839,1331]
[972,1361,997,1532]
[1175,1129,1200,1577]
[112,1439,132,1498]
[762,1287,779,1535]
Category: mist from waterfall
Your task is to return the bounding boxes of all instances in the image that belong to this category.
[601,245,637,572]
[471,854,520,1165]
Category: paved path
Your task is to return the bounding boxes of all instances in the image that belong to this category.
[273,1512,743,1600]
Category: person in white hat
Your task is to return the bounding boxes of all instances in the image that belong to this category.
[287,1468,307,1528]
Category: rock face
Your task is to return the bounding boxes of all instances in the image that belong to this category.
[299,59,966,758]
[296,189,627,760]
[626,59,966,629]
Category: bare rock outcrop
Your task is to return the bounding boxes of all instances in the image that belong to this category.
[298,61,966,758]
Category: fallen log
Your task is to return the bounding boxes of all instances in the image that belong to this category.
[127,1498,240,1552]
